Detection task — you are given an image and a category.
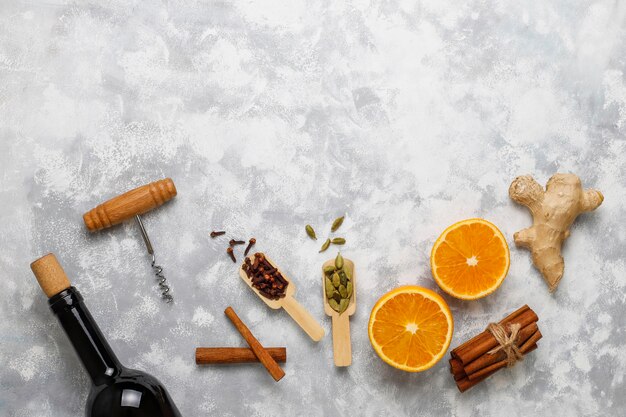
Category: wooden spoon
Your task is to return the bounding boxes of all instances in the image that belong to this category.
[322,258,356,367]
[239,254,325,342]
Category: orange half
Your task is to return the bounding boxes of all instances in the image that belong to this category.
[430,218,510,300]
[368,286,453,372]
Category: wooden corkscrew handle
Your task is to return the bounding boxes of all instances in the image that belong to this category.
[83,178,177,232]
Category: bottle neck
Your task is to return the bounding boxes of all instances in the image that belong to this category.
[50,287,122,385]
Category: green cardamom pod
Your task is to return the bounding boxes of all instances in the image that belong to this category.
[323,265,335,275]
[339,285,347,298]
[346,281,353,298]
[335,252,344,270]
[338,298,349,314]
[325,277,334,298]
[339,271,347,286]
[331,237,346,245]
[305,225,317,240]
[332,272,340,288]
[332,291,342,303]
[343,266,352,280]
[331,216,345,232]
[319,238,330,253]
[328,298,340,312]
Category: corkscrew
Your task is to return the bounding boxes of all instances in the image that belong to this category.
[83,178,177,303]
[135,215,173,303]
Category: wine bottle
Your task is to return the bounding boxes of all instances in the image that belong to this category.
[30,253,183,417]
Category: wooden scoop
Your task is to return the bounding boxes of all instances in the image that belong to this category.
[239,255,325,342]
[322,258,356,367]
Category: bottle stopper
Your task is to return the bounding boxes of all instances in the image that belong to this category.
[30,253,71,298]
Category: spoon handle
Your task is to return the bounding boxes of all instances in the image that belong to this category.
[282,296,325,342]
[331,313,352,366]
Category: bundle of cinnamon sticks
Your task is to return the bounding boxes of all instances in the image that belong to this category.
[449,305,542,392]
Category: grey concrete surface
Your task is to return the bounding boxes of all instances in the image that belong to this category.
[1,1,625,416]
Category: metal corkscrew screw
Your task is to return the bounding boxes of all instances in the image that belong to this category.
[136,215,173,303]
[83,178,177,303]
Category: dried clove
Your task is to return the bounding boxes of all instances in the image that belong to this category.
[226,247,236,263]
[244,238,256,256]
[229,239,245,247]
[210,230,226,238]
[242,252,288,300]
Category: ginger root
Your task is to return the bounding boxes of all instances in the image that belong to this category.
[509,173,603,292]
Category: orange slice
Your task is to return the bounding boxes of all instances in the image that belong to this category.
[430,218,510,300]
[368,286,453,372]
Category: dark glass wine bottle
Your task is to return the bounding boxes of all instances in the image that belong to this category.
[31,254,182,417]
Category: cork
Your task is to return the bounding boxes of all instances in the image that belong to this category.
[30,253,71,298]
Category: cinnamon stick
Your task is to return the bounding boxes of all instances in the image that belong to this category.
[450,305,542,392]
[454,347,539,393]
[449,358,465,379]
[463,322,538,376]
[467,329,542,380]
[196,347,287,364]
[452,306,538,364]
[224,307,285,381]
[452,305,529,354]
[455,369,495,393]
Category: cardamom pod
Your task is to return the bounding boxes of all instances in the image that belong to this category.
[328,299,340,312]
[339,271,347,286]
[323,265,335,275]
[325,277,334,298]
[343,266,352,280]
[332,272,341,288]
[331,216,345,232]
[346,281,353,297]
[331,237,346,245]
[339,285,347,298]
[332,291,342,303]
[319,238,330,253]
[335,252,344,270]
[305,225,317,240]
[338,298,349,313]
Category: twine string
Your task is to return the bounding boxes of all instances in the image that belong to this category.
[486,322,523,367]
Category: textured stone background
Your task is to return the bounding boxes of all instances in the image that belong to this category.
[1,1,625,416]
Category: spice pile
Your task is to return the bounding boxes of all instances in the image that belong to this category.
[242,253,289,300]
[323,253,353,314]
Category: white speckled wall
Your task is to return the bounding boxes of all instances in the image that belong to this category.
[1,0,625,416]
